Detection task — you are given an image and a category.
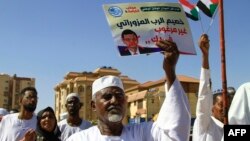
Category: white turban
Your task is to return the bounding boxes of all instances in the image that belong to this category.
[66,93,80,101]
[0,108,9,116]
[92,75,124,97]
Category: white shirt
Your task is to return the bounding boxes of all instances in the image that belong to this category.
[58,118,92,141]
[128,47,140,55]
[0,113,37,141]
[67,79,191,141]
[192,68,224,141]
[228,82,250,124]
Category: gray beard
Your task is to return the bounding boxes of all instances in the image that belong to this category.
[108,113,122,123]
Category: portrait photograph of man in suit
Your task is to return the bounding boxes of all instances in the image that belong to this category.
[118,29,161,56]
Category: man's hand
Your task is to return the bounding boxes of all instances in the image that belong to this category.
[199,34,210,69]
[20,129,36,141]
[199,34,210,57]
[156,40,179,88]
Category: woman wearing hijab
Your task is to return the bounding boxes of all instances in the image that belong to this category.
[36,106,61,141]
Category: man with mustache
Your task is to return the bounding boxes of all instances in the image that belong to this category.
[0,87,38,141]
[67,39,191,141]
[192,34,235,141]
[58,93,92,141]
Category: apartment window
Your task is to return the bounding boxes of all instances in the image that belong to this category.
[16,83,20,92]
[78,86,84,93]
[15,98,19,105]
[148,88,156,92]
[151,99,154,103]
[138,100,143,109]
[3,104,8,108]
[4,91,8,96]
[133,101,136,106]
[4,99,8,103]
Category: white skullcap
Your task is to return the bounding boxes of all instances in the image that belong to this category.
[66,93,80,101]
[92,75,124,96]
[0,108,9,116]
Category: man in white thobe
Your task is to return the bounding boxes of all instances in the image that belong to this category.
[67,39,191,141]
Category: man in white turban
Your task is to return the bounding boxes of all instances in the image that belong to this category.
[58,93,92,141]
[67,39,191,141]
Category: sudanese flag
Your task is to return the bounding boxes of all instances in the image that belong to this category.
[179,0,199,21]
[197,0,218,17]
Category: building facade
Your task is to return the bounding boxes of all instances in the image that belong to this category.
[55,67,200,123]
[126,75,199,123]
[0,73,35,111]
[54,66,140,121]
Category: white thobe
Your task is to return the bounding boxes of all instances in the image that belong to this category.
[58,118,92,141]
[0,113,37,141]
[192,68,224,141]
[228,82,250,124]
[67,79,191,141]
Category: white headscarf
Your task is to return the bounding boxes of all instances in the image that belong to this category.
[66,93,80,101]
[0,108,9,116]
[228,82,250,124]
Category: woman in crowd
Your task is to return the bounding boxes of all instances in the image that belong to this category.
[36,106,61,141]
[20,106,61,141]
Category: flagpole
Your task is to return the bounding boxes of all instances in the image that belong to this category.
[219,0,228,125]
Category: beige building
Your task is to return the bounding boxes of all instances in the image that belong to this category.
[54,66,140,121]
[126,75,199,123]
[55,67,200,123]
[0,73,35,111]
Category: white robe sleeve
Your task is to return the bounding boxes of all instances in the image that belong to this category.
[155,78,191,141]
[192,68,212,141]
[229,82,250,124]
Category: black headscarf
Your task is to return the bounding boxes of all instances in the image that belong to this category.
[36,107,61,141]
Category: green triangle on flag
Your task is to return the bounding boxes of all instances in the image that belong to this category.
[190,8,199,20]
[210,4,218,16]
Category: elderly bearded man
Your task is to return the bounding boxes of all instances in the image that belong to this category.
[67,40,191,141]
